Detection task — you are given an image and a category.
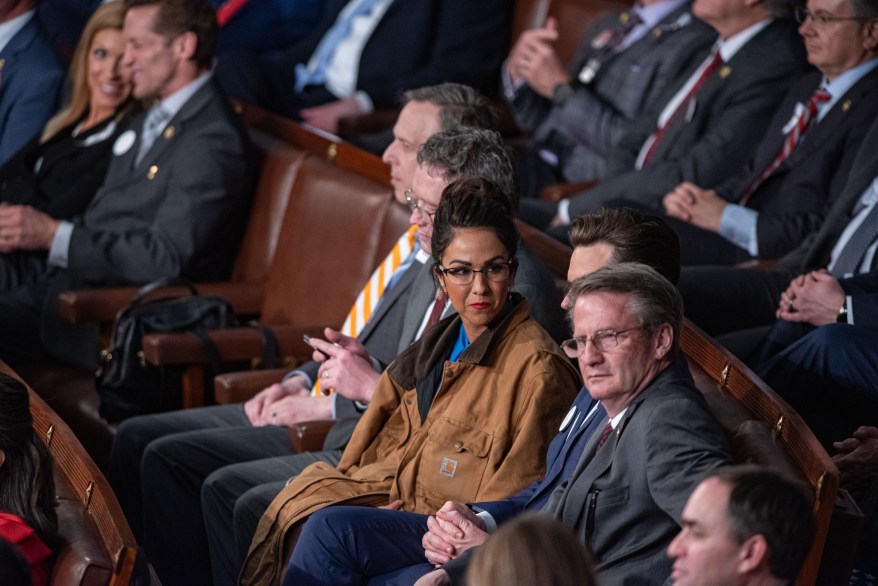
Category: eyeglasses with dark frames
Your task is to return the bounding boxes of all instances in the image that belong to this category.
[404,188,436,223]
[436,260,516,285]
[561,327,642,357]
[794,6,872,25]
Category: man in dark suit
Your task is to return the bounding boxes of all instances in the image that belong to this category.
[679,115,878,338]
[0,0,254,371]
[522,0,809,235]
[283,263,730,586]
[506,0,715,195]
[658,0,878,264]
[214,0,510,135]
[0,0,64,166]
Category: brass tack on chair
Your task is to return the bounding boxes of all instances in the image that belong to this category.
[327,143,338,161]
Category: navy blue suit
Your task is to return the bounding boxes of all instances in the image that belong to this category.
[215,0,511,118]
[282,386,606,585]
[0,14,65,166]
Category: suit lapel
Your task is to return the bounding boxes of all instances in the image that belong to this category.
[133,80,216,173]
[397,260,439,350]
[785,66,878,170]
[0,18,37,88]
[358,257,424,342]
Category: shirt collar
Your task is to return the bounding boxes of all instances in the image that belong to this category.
[823,57,878,104]
[0,10,34,54]
[153,72,212,122]
[717,17,772,62]
[637,0,689,28]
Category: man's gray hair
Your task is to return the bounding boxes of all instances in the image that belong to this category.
[416,126,517,211]
[850,0,878,19]
[403,83,496,132]
[566,263,683,354]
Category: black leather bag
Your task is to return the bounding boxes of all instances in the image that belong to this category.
[96,278,238,422]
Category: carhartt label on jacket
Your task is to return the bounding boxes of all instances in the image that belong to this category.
[440,457,458,478]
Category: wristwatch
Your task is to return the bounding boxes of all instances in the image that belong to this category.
[836,303,848,323]
[552,82,575,105]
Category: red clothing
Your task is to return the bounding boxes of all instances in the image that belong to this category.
[0,512,52,586]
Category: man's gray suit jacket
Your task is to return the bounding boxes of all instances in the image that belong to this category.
[509,3,716,183]
[567,19,810,218]
[545,359,731,585]
[0,79,255,369]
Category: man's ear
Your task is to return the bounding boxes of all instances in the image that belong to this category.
[653,323,674,360]
[862,19,878,53]
[173,31,198,61]
[737,534,770,575]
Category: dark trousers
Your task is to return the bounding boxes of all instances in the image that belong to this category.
[202,450,343,586]
[284,506,434,586]
[678,266,794,336]
[108,404,291,586]
[757,324,878,449]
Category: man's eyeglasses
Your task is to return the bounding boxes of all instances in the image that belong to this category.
[404,188,436,223]
[794,6,871,25]
[436,261,515,285]
[561,327,641,357]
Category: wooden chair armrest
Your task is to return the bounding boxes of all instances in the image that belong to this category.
[288,419,336,453]
[539,180,598,202]
[734,259,779,271]
[214,368,293,404]
[337,109,401,139]
[57,282,265,325]
[141,324,323,366]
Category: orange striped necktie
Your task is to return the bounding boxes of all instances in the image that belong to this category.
[312,225,419,396]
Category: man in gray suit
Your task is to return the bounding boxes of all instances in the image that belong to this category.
[0,0,254,370]
[282,263,731,586]
[506,0,714,196]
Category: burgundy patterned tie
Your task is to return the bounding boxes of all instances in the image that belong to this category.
[596,422,614,451]
[740,86,831,205]
[425,290,449,330]
[641,51,724,168]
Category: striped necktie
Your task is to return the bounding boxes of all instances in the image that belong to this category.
[740,86,830,205]
[312,224,418,396]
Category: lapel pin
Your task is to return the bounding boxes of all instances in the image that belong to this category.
[147,165,159,180]
[842,100,851,112]
[719,66,732,79]
[0,58,5,71]
[591,29,614,49]
[163,125,175,139]
[653,28,662,38]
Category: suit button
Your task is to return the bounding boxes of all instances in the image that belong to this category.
[453,440,464,450]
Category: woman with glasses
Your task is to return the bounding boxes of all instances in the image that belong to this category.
[242,178,581,586]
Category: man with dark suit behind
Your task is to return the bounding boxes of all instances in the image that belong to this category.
[283,263,730,586]
[214,0,511,135]
[657,0,878,265]
[0,0,64,167]
[0,0,254,371]
[506,0,715,196]
[523,0,809,235]
[679,115,878,339]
